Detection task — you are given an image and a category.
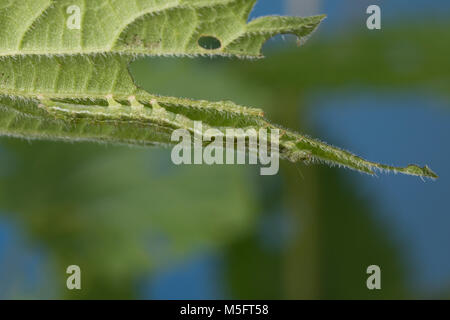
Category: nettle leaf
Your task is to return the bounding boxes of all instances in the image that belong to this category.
[0,0,437,178]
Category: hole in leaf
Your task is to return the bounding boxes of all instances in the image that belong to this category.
[198,36,221,50]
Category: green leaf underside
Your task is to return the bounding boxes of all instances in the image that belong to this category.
[0,0,437,178]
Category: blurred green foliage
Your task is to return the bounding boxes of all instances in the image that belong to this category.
[0,141,258,298]
[0,21,449,299]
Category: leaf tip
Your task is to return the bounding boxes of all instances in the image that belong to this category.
[404,164,438,179]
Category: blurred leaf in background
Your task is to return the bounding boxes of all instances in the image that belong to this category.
[0,140,258,298]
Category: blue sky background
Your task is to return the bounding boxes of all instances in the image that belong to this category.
[310,92,450,294]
